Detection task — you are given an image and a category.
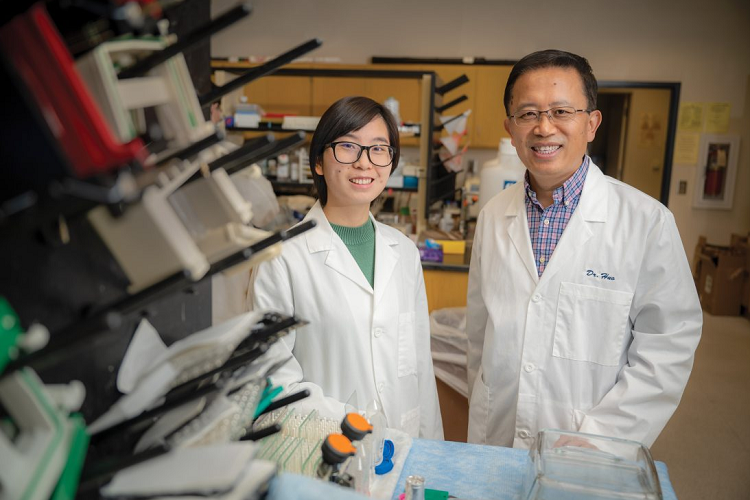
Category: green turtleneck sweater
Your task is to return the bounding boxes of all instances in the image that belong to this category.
[330,219,376,288]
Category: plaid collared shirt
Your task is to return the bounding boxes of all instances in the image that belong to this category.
[525,156,589,276]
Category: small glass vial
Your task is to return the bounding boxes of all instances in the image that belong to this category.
[404,475,426,500]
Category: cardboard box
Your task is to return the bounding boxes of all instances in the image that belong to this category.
[693,235,747,316]
[733,233,750,319]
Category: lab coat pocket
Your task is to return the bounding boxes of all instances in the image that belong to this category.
[400,406,420,437]
[397,311,418,377]
[468,371,490,444]
[553,282,634,366]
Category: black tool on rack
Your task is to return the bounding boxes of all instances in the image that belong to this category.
[199,38,323,108]
[436,94,468,113]
[435,74,470,96]
[207,133,276,172]
[223,132,308,176]
[117,3,253,80]
[154,128,226,165]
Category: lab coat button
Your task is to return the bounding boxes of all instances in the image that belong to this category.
[532,293,541,303]
[374,328,383,338]
[524,363,535,373]
[519,429,530,439]
[378,383,385,393]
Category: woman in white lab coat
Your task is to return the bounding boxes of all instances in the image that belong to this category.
[252,96,443,439]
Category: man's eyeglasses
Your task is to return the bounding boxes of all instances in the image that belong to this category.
[326,141,394,167]
[509,106,592,126]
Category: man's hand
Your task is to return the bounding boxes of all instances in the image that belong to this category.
[552,435,600,450]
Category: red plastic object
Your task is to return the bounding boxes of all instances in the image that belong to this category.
[0,3,147,179]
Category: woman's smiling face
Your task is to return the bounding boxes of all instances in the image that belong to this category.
[315,116,392,211]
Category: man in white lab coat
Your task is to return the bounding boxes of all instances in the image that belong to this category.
[466,50,702,449]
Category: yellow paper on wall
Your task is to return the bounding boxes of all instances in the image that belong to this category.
[673,132,700,165]
[705,102,731,133]
[678,102,704,133]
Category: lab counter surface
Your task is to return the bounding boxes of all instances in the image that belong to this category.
[420,244,471,272]
[268,438,678,500]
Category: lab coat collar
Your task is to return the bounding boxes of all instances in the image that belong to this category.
[536,161,609,288]
[301,201,399,297]
[504,183,539,284]
[372,217,400,307]
[503,160,608,284]
[575,161,608,223]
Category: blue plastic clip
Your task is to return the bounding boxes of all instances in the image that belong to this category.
[374,439,395,475]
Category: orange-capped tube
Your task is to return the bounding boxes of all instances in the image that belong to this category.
[321,433,357,466]
[341,413,373,442]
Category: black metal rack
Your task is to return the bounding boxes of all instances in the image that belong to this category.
[0,2,324,497]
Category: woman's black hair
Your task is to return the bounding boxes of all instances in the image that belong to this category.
[503,49,598,116]
[309,96,400,206]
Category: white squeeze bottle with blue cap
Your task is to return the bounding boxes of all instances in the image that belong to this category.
[478,138,526,212]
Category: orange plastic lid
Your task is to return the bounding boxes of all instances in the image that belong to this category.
[327,433,356,455]
[345,413,373,433]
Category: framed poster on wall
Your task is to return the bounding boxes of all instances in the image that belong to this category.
[692,134,740,210]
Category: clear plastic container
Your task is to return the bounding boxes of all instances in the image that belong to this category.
[524,429,663,500]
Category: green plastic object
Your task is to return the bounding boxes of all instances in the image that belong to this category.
[425,488,450,500]
[50,414,90,500]
[0,297,22,374]
[253,380,284,419]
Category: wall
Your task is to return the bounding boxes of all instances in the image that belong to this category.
[211,0,750,257]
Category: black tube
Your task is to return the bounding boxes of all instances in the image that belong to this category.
[223,131,307,175]
[208,133,275,171]
[435,95,468,114]
[435,74,469,96]
[434,112,466,132]
[118,3,252,79]
[199,39,323,107]
[156,129,225,164]
[257,389,311,417]
[241,423,282,441]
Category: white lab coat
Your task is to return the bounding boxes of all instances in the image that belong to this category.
[252,201,444,440]
[466,161,702,449]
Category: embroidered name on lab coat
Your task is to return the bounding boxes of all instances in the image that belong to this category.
[586,269,616,281]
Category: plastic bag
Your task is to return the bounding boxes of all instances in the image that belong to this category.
[429,307,468,398]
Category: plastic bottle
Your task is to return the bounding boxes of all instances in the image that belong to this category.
[276,154,290,181]
[478,138,526,212]
[384,97,401,125]
[267,157,277,178]
[438,211,454,232]
[365,400,387,472]
[463,159,481,218]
